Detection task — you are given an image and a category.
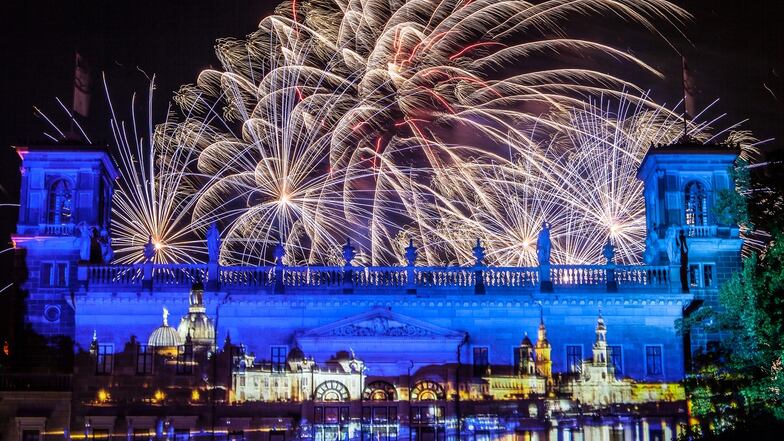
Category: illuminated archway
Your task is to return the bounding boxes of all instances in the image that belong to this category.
[314,380,350,402]
[411,380,445,401]
[362,381,397,401]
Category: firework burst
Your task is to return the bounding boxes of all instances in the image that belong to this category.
[169,0,690,265]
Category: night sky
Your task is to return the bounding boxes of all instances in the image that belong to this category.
[1,0,782,255]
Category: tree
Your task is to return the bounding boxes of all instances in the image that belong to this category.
[679,158,784,438]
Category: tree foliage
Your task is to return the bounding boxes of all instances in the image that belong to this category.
[680,158,784,438]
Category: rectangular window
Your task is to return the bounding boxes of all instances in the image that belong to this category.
[473,347,489,377]
[703,264,715,288]
[608,345,623,376]
[136,344,153,375]
[271,346,287,373]
[96,344,114,375]
[689,264,700,287]
[566,345,582,373]
[174,430,190,441]
[177,344,194,375]
[646,345,663,376]
[40,262,68,287]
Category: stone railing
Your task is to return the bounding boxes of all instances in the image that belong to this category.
[40,223,75,236]
[684,225,718,238]
[82,261,676,293]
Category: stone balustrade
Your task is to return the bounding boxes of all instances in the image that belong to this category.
[82,261,674,293]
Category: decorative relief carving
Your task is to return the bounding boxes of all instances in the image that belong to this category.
[329,317,433,337]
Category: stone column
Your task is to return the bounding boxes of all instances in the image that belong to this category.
[623,421,635,441]
[548,419,559,441]
[640,418,649,441]
[661,419,672,441]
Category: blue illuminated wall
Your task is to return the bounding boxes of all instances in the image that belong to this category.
[12,142,743,382]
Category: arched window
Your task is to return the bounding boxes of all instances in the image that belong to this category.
[48,179,73,225]
[362,381,397,401]
[314,380,350,402]
[411,380,445,401]
[684,181,708,226]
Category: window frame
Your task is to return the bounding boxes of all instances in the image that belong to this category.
[565,345,583,373]
[472,346,489,377]
[270,345,288,374]
[683,180,709,227]
[645,344,664,377]
[40,261,69,288]
[47,178,74,225]
[135,344,154,376]
[688,262,717,288]
[608,345,623,376]
[96,344,114,375]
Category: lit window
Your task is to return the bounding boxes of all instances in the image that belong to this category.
[646,345,663,376]
[47,179,73,225]
[684,181,708,226]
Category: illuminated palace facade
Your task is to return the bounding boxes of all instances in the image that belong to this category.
[2,142,743,441]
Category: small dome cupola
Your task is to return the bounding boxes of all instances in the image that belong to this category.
[148,306,183,348]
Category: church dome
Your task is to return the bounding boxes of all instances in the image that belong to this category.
[521,333,533,347]
[148,307,183,347]
[177,284,215,348]
[178,314,215,347]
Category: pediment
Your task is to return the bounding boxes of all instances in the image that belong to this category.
[298,308,465,340]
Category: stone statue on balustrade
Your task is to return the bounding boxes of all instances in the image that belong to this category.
[536,222,552,266]
[342,238,357,267]
[206,223,221,263]
[537,222,553,292]
[76,222,94,262]
[143,236,156,263]
[99,227,113,264]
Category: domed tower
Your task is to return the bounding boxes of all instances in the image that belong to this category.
[177,283,215,350]
[534,313,552,381]
[517,333,535,376]
[148,307,183,355]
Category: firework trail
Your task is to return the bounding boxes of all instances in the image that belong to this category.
[169,0,691,265]
[105,76,210,264]
[408,94,758,266]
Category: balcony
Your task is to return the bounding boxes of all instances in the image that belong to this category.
[82,262,672,293]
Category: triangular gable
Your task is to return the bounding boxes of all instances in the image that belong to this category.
[297,307,465,340]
